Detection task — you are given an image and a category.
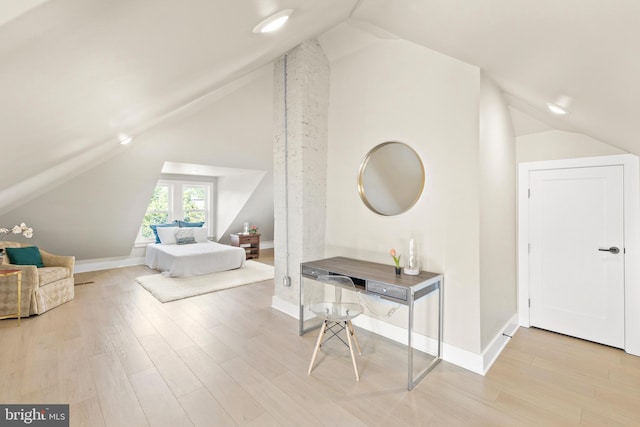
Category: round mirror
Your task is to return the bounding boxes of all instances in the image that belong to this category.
[358,142,425,216]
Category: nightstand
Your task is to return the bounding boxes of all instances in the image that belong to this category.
[230,233,261,260]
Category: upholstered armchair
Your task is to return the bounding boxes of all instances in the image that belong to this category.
[0,241,75,317]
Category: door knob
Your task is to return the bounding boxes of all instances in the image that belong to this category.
[598,246,620,254]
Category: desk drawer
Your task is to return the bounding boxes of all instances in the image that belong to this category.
[367,280,408,302]
[301,266,328,279]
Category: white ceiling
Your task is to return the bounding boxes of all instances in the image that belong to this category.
[0,0,49,27]
[0,0,357,183]
[1,0,638,179]
[352,0,640,151]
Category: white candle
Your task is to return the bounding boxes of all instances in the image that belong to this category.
[405,238,419,274]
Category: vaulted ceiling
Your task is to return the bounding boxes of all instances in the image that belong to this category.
[1,0,638,192]
[352,0,640,153]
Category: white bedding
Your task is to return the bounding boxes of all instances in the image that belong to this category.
[145,241,246,277]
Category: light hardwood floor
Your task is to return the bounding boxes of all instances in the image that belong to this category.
[1,250,639,426]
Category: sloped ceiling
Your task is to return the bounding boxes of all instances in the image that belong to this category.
[352,0,640,151]
[0,0,49,27]
[1,0,638,210]
[0,0,358,212]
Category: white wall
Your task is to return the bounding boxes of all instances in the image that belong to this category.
[216,171,268,244]
[321,26,483,353]
[478,73,517,348]
[1,67,275,259]
[517,130,626,163]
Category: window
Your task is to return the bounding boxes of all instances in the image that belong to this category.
[139,184,171,241]
[137,180,213,243]
[182,184,208,224]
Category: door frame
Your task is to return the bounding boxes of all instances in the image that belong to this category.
[518,154,640,356]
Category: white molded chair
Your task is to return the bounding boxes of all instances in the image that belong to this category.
[308,275,364,381]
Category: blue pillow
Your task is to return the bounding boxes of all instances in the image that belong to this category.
[150,222,178,243]
[6,246,44,268]
[177,220,204,228]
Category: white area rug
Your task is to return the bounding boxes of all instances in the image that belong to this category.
[136,260,274,303]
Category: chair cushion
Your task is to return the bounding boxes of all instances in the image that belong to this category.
[38,267,69,286]
[5,246,44,267]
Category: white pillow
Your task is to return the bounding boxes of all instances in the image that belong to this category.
[156,226,179,244]
[193,227,209,243]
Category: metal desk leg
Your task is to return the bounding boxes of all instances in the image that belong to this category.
[408,291,414,389]
[299,273,322,336]
[438,278,443,358]
[17,271,21,327]
[299,270,304,336]
[407,279,443,391]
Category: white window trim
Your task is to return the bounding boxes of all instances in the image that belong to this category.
[178,181,211,225]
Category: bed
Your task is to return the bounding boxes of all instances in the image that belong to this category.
[145,241,246,277]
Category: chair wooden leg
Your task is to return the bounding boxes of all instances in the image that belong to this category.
[347,320,361,355]
[308,321,327,375]
[344,321,360,381]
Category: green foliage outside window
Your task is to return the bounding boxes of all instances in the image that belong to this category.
[183,186,206,223]
[138,183,210,241]
[140,186,169,239]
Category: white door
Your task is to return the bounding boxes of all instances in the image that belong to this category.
[529,165,624,348]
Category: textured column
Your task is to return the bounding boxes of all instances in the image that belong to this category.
[273,40,330,306]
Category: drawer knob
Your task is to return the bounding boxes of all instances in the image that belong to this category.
[382,288,387,293]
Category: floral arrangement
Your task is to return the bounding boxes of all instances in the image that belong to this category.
[390,248,401,267]
[249,225,258,234]
[0,223,33,240]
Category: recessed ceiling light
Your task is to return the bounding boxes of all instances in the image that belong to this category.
[546,102,567,115]
[118,133,133,145]
[546,95,571,115]
[253,9,293,34]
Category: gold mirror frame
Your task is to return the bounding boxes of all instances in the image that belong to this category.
[358,142,425,216]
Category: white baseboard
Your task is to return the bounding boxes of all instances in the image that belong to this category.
[260,240,274,249]
[75,256,145,273]
[481,314,519,375]
[271,295,300,318]
[270,296,518,375]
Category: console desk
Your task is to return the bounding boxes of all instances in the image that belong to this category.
[299,256,443,390]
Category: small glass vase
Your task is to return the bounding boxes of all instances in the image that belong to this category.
[404,238,420,275]
[394,266,401,275]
